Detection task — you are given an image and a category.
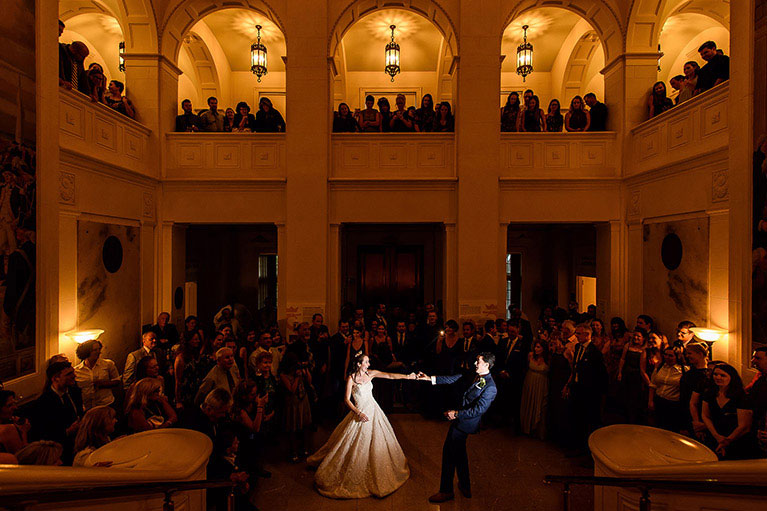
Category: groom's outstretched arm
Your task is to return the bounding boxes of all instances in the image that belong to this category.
[433,374,463,385]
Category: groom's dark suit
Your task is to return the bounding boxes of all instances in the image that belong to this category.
[433,372,497,494]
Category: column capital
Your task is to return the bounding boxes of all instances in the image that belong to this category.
[124,53,183,76]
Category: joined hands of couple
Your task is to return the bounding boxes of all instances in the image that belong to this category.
[354,371,458,423]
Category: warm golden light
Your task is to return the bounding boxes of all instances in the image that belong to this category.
[690,327,726,342]
[66,329,105,344]
[119,41,125,72]
[516,25,533,81]
[384,25,400,82]
[250,25,268,82]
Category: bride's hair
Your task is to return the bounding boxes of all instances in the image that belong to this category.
[348,352,367,377]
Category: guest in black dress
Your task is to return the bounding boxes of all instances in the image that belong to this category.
[378,97,393,133]
[255,97,286,132]
[701,363,755,459]
[500,92,521,132]
[518,95,544,132]
[545,99,564,132]
[415,94,436,132]
[565,95,590,132]
[332,103,358,132]
[648,81,674,118]
[433,102,454,132]
[232,102,257,132]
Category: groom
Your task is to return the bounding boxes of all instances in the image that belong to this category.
[417,352,497,503]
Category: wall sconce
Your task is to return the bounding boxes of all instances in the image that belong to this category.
[384,25,400,82]
[250,25,268,82]
[66,329,105,344]
[119,41,125,72]
[690,327,726,343]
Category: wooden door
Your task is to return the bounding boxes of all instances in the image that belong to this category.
[358,245,423,310]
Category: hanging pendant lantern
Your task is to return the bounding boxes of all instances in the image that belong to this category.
[119,41,125,72]
[384,25,400,82]
[251,25,268,82]
[516,25,533,81]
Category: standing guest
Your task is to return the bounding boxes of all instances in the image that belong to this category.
[195,347,241,405]
[150,312,179,395]
[15,441,63,466]
[255,97,286,132]
[604,317,629,400]
[392,320,413,365]
[702,363,754,459]
[29,361,83,465]
[174,331,207,409]
[545,99,564,132]
[183,315,206,344]
[74,339,120,410]
[415,94,436,132]
[231,380,270,478]
[175,99,200,132]
[378,97,393,132]
[696,41,729,92]
[747,347,767,456]
[520,339,550,439]
[232,102,257,132]
[104,80,136,119]
[239,330,258,380]
[181,388,232,444]
[648,81,674,118]
[0,391,29,454]
[214,306,242,339]
[460,320,479,369]
[478,319,499,356]
[563,323,607,452]
[496,321,529,430]
[590,319,609,352]
[281,353,313,462]
[58,41,90,94]
[433,102,454,132]
[125,378,178,432]
[249,330,282,378]
[547,338,571,446]
[678,61,700,103]
[669,75,685,104]
[618,328,651,424]
[390,94,415,132]
[584,93,607,131]
[123,331,157,388]
[252,351,278,433]
[73,405,117,466]
[344,326,369,377]
[333,103,358,132]
[648,347,686,431]
[681,341,711,439]
[500,92,521,132]
[370,323,396,370]
[565,95,590,132]
[521,89,534,110]
[223,107,235,132]
[356,95,382,132]
[674,320,697,350]
[124,355,164,406]
[86,63,107,103]
[518,95,544,132]
[199,96,224,132]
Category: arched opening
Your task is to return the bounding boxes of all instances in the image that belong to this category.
[59,11,125,87]
[501,8,606,114]
[329,7,457,123]
[176,8,287,116]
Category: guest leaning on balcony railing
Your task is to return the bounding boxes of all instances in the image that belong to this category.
[378,97,393,133]
[415,94,436,132]
[233,102,258,132]
[356,95,382,132]
[584,93,607,131]
[105,80,136,120]
[333,103,358,133]
[199,97,224,132]
[59,40,90,95]
[223,108,235,132]
[390,94,415,132]
[433,102,454,132]
[678,61,700,103]
[500,92,521,132]
[86,63,107,104]
[696,41,729,93]
[175,99,200,132]
[647,81,674,118]
[545,99,563,132]
[565,95,590,132]
[255,97,286,133]
[518,95,544,132]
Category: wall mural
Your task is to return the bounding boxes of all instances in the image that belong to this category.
[0,0,35,382]
[77,222,140,372]
[643,218,709,339]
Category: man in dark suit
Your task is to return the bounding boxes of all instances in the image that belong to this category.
[495,321,529,430]
[417,353,498,503]
[478,319,498,356]
[29,361,84,465]
[391,320,414,366]
[123,331,157,388]
[508,304,534,345]
[563,323,607,452]
[58,41,90,95]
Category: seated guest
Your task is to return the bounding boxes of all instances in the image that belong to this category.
[58,41,89,94]
[414,94,436,132]
[584,93,607,131]
[0,390,29,454]
[195,347,241,405]
[29,361,83,465]
[356,95,382,132]
[74,339,120,410]
[747,347,767,456]
[678,61,700,103]
[332,103,358,132]
[390,94,415,132]
[377,97,393,132]
[104,80,136,119]
[648,346,685,432]
[500,92,521,132]
[702,363,754,459]
[175,99,200,132]
[254,97,286,132]
[545,99,564,132]
[696,41,729,92]
[518,94,544,132]
[125,378,178,432]
[86,63,107,103]
[233,101,257,132]
[433,101,454,132]
[181,388,233,441]
[73,405,117,466]
[223,107,236,132]
[199,96,224,132]
[123,331,157,388]
[15,440,63,466]
[669,75,685,104]
[565,95,590,131]
[648,81,674,118]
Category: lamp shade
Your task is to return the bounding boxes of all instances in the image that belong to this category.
[250,25,267,82]
[385,25,400,82]
[516,25,533,81]
[690,327,726,342]
[66,329,105,344]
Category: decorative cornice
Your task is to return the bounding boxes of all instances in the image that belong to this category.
[162,179,287,192]
[59,151,159,189]
[123,53,183,76]
[498,178,621,191]
[624,148,728,188]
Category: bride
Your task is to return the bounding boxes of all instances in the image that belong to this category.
[307,353,415,498]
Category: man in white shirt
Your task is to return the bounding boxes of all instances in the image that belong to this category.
[196,347,241,405]
[123,331,157,388]
[74,339,120,409]
[249,331,282,378]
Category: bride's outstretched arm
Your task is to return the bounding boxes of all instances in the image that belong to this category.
[344,376,369,422]
[368,369,416,380]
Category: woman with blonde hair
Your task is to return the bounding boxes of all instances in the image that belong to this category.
[73,405,117,466]
[125,377,177,432]
[15,440,63,465]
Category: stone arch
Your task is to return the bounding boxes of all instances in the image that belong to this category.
[179,32,222,106]
[161,0,286,63]
[328,0,459,59]
[108,0,158,53]
[626,0,729,52]
[59,0,121,24]
[500,0,623,63]
[561,30,604,101]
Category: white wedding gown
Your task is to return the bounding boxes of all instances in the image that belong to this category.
[307,379,410,498]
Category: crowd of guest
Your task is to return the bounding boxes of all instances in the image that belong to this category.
[58,20,136,120]
[501,89,607,132]
[648,40,730,118]
[175,97,286,133]
[332,93,454,133]
[2,299,766,509]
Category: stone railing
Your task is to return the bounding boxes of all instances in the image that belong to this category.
[628,81,729,177]
[331,133,455,180]
[164,132,287,180]
[59,89,153,178]
[500,132,619,178]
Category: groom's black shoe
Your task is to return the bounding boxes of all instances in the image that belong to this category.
[458,485,472,498]
[428,492,455,503]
